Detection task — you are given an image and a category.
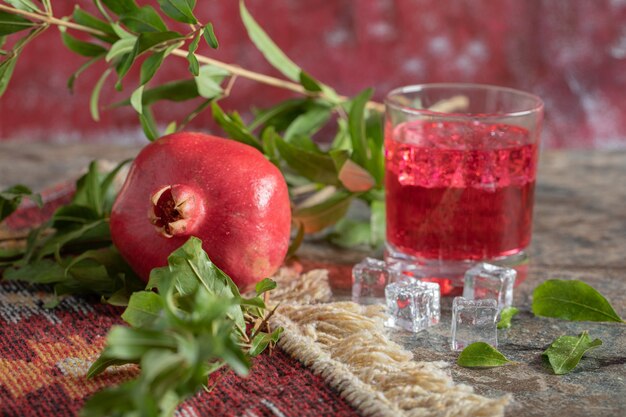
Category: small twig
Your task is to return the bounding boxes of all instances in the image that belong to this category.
[250,301,280,340]
[222,74,238,98]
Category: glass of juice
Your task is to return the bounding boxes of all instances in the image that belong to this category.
[384,83,543,293]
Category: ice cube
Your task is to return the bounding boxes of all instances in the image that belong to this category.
[352,258,403,305]
[384,280,440,333]
[451,297,498,351]
[462,263,516,310]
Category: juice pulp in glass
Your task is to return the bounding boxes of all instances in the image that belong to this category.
[385,119,538,261]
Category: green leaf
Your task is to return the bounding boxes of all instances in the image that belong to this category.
[203,23,219,49]
[139,106,160,140]
[249,99,308,131]
[105,36,136,62]
[100,159,131,212]
[67,56,103,93]
[130,85,144,114]
[187,32,201,76]
[497,306,520,329]
[348,88,373,168]
[72,6,117,40]
[73,161,103,215]
[543,331,602,375]
[101,0,139,15]
[532,279,624,322]
[110,22,134,39]
[139,51,164,85]
[194,64,229,98]
[133,79,199,105]
[147,237,246,332]
[329,218,371,248]
[255,278,277,295]
[0,53,19,97]
[122,291,164,327]
[0,184,42,222]
[211,101,262,150]
[4,259,66,284]
[85,358,131,380]
[457,342,513,368]
[97,326,177,362]
[60,30,107,57]
[239,0,301,81]
[0,11,35,36]
[158,0,197,24]
[294,192,353,233]
[369,199,385,247]
[35,219,110,261]
[120,6,168,33]
[284,104,331,141]
[51,204,100,230]
[249,327,283,357]
[275,137,339,185]
[135,31,182,55]
[299,71,323,92]
[5,0,40,13]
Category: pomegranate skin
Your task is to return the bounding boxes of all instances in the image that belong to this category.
[110,132,292,290]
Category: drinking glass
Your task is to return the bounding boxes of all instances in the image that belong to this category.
[384,83,544,293]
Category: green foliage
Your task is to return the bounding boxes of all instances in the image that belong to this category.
[83,237,282,417]
[497,306,520,329]
[2,160,141,306]
[532,279,624,323]
[0,184,42,222]
[0,11,35,36]
[457,342,513,368]
[543,331,602,375]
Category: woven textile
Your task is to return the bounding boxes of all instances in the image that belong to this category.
[0,280,360,417]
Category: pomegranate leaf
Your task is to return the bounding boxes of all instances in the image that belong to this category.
[158,0,198,25]
[0,11,35,36]
[203,23,218,48]
[275,136,339,186]
[119,5,168,33]
[0,184,42,222]
[543,331,602,375]
[283,104,332,141]
[211,101,263,151]
[239,0,300,81]
[293,191,353,233]
[347,88,374,171]
[72,7,118,41]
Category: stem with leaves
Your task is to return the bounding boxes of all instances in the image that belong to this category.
[1,0,387,250]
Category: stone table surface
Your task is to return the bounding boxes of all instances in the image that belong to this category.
[0,141,624,417]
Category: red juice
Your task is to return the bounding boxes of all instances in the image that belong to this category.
[385,119,538,261]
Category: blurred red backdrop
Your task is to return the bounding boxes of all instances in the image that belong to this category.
[0,0,625,149]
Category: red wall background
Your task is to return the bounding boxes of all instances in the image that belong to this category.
[0,0,625,149]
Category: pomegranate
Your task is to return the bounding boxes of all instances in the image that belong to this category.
[110,132,292,290]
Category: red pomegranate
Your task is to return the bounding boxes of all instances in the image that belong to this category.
[110,132,292,290]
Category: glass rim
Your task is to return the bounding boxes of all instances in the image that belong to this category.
[385,82,544,119]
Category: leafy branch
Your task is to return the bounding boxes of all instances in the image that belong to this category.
[82,237,282,417]
[0,0,387,248]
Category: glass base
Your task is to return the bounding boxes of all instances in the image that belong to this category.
[384,243,529,296]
